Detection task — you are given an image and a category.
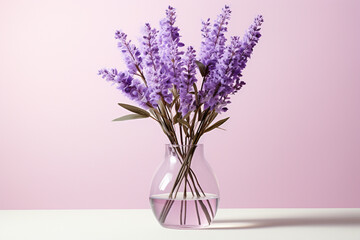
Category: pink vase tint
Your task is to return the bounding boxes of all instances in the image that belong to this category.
[149,144,220,229]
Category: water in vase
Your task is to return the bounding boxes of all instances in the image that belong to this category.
[150,192,219,229]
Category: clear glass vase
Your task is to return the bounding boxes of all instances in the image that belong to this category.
[149,144,220,229]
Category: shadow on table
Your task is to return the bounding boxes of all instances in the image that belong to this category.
[206,213,360,230]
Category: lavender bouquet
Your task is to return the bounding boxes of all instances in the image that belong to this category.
[99,5,263,228]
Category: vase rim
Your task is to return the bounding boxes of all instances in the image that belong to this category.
[165,143,203,147]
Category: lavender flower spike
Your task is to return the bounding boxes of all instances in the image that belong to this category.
[98,68,149,109]
[178,46,197,116]
[233,14,264,93]
[141,23,172,106]
[115,31,144,77]
[200,5,231,67]
[200,14,263,113]
[159,6,185,103]
[141,23,161,70]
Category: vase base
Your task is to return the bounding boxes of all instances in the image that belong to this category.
[160,223,211,229]
[150,193,219,229]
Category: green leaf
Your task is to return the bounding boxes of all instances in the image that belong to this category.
[170,95,180,108]
[112,114,149,121]
[158,99,166,112]
[183,111,192,121]
[178,118,190,129]
[173,112,181,124]
[204,117,230,133]
[195,60,206,77]
[118,103,150,117]
[171,86,179,98]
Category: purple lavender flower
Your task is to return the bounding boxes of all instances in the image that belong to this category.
[178,46,197,116]
[140,23,172,106]
[99,5,263,115]
[158,6,185,103]
[98,68,149,108]
[200,5,231,67]
[200,14,263,113]
[141,23,161,70]
[198,5,232,111]
[115,31,143,76]
[201,37,242,112]
[233,15,263,93]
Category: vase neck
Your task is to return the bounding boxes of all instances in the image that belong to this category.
[165,144,204,161]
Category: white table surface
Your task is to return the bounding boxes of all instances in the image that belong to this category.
[1,208,359,240]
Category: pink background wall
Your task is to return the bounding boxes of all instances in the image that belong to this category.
[1,0,360,209]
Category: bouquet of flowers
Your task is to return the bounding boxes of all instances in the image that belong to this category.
[99,5,263,228]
